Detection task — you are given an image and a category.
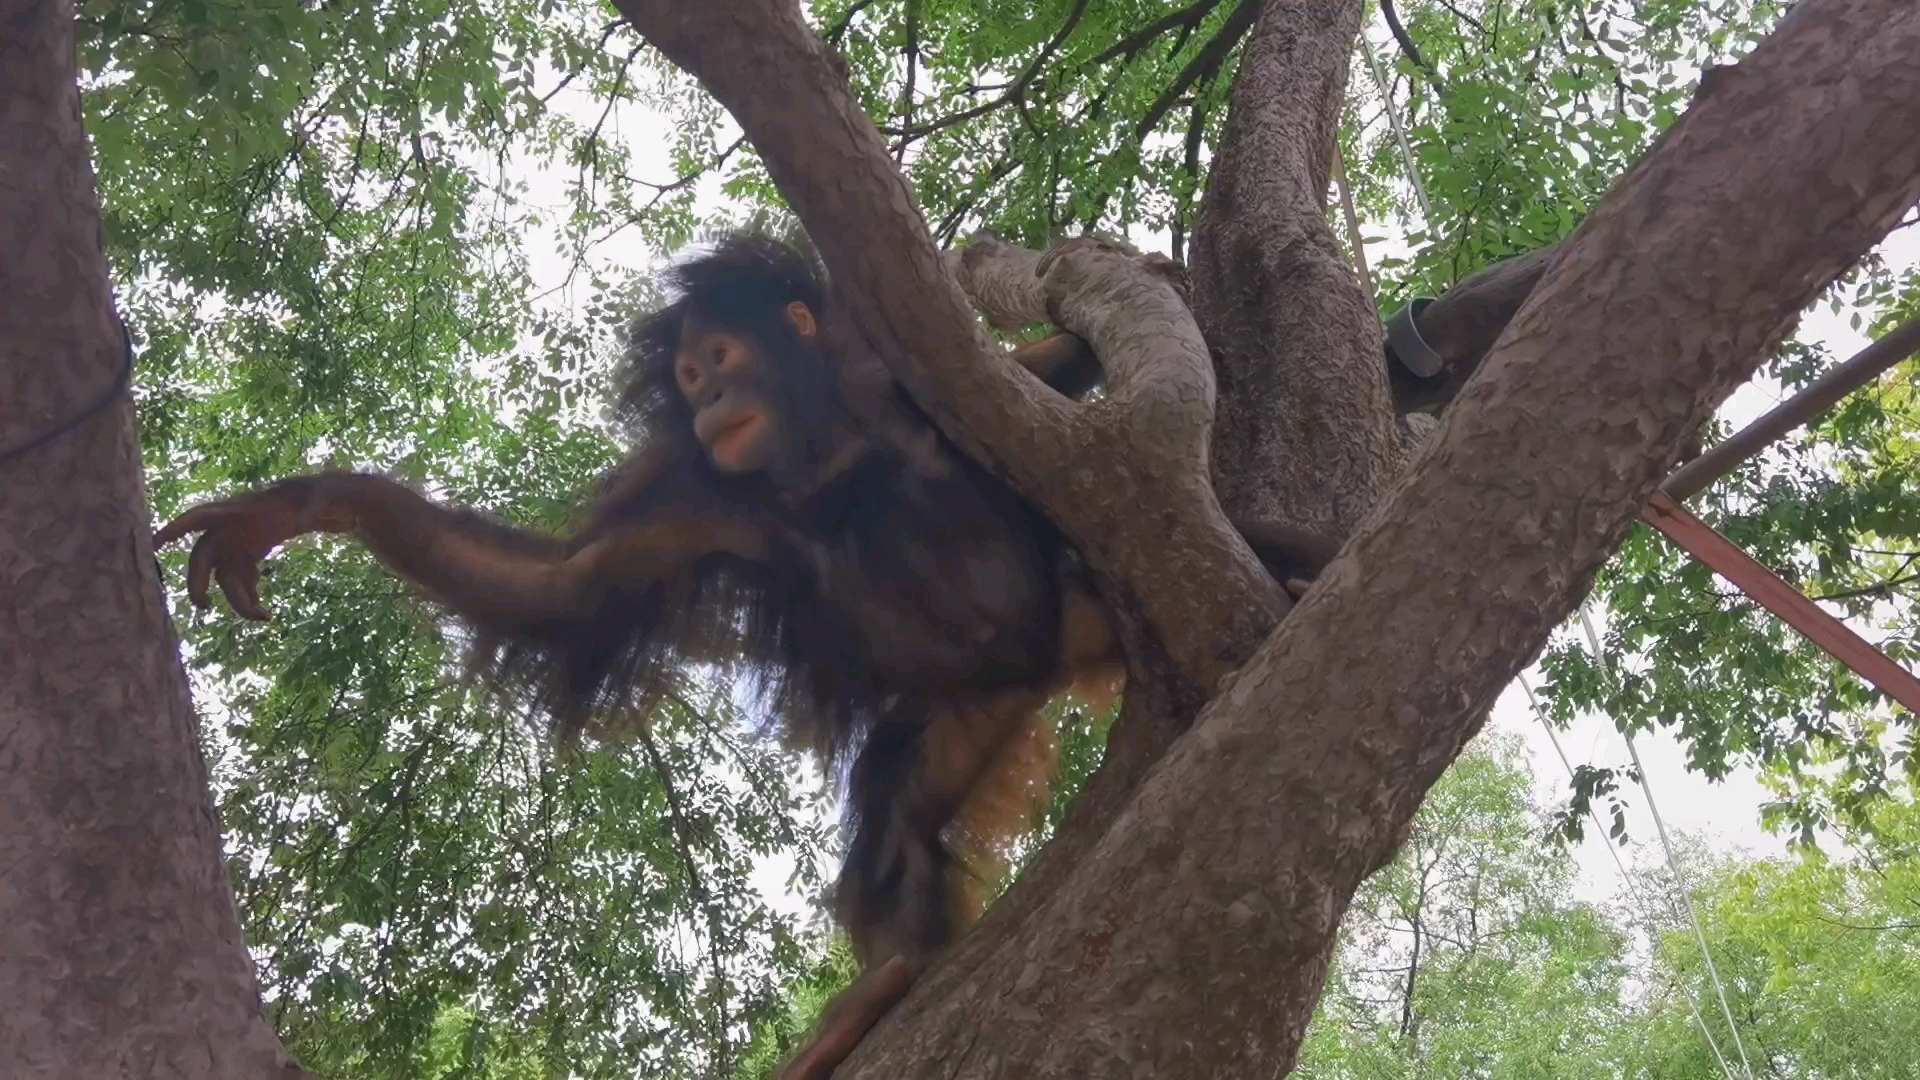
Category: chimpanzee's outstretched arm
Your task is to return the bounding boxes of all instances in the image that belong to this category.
[154,467,768,631]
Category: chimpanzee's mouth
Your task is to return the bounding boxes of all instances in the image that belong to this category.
[711,411,766,466]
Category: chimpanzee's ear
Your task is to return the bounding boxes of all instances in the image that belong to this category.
[785,301,817,340]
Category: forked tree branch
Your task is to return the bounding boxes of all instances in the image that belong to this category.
[612,0,1287,692]
[836,1,1920,1075]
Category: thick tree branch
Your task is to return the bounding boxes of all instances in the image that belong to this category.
[1131,0,1258,143]
[837,1,1920,1075]
[944,230,1288,686]
[1091,0,1223,65]
[946,236,1050,330]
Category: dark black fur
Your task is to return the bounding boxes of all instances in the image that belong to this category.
[475,234,1088,967]
[477,233,1334,972]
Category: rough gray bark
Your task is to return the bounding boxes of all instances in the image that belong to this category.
[610,0,1920,1077]
[0,2,313,1077]
[1190,0,1406,538]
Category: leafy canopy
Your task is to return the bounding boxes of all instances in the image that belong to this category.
[80,0,1918,1071]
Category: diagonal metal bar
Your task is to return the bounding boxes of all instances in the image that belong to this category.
[1629,315,1920,713]
[1663,314,1920,500]
[1639,490,1920,715]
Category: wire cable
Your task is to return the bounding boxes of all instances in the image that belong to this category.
[1578,608,1756,1080]
[1517,675,1740,1080]
[0,317,135,469]
[1359,29,1434,226]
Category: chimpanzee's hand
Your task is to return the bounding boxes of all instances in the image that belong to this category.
[154,474,367,620]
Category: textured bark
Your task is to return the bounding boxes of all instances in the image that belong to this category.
[1189,0,1406,538]
[0,3,313,1077]
[613,0,1289,700]
[610,0,1920,1076]
[833,4,1920,1076]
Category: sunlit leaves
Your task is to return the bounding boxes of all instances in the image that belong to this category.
[89,0,831,1073]
[97,0,1920,1070]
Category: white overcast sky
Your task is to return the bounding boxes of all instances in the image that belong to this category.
[496,24,1920,919]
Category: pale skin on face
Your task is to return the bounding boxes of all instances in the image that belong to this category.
[677,302,817,473]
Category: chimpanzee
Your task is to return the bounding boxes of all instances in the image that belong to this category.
[154,233,1335,1077]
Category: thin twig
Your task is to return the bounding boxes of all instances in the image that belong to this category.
[1132,0,1256,142]
[1810,914,1920,932]
[895,0,920,163]
[825,0,879,44]
[880,0,1089,141]
[1380,0,1445,92]
[637,722,735,1077]
[537,19,631,106]
[1091,0,1224,64]
[1170,89,1211,263]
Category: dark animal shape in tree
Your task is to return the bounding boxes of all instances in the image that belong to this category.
[154,234,1337,1078]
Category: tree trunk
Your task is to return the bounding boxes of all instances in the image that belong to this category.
[0,2,313,1076]
[1190,0,1406,537]
[612,0,1920,1075]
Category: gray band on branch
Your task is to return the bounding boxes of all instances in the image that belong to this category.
[1384,297,1442,378]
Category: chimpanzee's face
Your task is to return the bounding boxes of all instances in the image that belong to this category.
[674,302,816,475]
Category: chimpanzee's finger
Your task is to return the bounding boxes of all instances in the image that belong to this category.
[154,502,231,548]
[185,533,222,610]
[216,557,271,621]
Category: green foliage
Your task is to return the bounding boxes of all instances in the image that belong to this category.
[813,0,1246,253]
[1297,741,1920,1078]
[1628,795,1920,1078]
[1297,735,1634,1079]
[1351,0,1790,305]
[730,939,862,1080]
[91,0,1920,1069]
[1540,298,1920,846]
[83,0,832,1074]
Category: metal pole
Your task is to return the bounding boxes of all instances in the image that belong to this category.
[1640,491,1920,715]
[1662,315,1920,501]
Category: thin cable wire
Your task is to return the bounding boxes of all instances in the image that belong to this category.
[1578,609,1756,1080]
[0,319,134,469]
[1359,30,1434,226]
[1332,144,1378,310]
[1518,676,1738,1080]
